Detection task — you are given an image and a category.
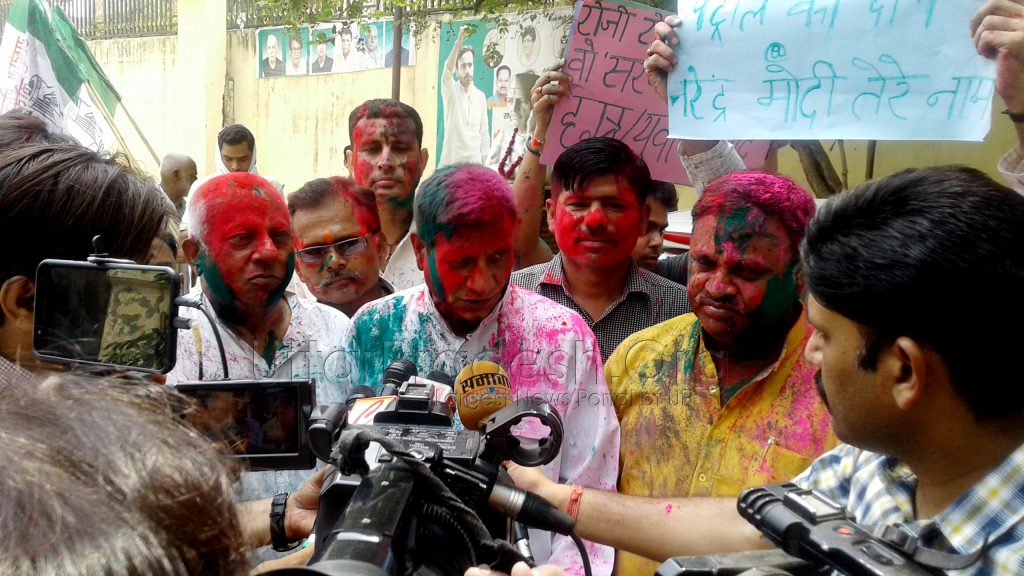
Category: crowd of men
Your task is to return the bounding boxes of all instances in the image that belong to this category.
[0,1,1023,575]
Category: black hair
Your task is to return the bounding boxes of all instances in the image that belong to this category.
[217,124,255,152]
[551,137,652,204]
[649,180,678,211]
[348,99,424,147]
[288,176,380,234]
[521,26,536,41]
[496,65,511,79]
[802,165,1024,423]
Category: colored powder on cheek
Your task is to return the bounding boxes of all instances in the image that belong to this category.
[200,254,236,307]
[750,259,799,328]
[426,251,447,302]
[264,252,295,307]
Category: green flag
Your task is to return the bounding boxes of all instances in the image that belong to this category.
[0,0,156,172]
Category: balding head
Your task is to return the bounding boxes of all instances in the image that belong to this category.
[159,153,197,207]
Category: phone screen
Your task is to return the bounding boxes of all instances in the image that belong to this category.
[33,260,178,373]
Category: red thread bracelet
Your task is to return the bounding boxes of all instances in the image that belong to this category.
[566,485,584,520]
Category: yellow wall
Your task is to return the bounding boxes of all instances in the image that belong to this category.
[86,34,179,160]
[87,18,1015,196]
[776,107,1017,198]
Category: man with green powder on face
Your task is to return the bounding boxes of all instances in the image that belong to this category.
[350,164,619,576]
[167,172,354,500]
[604,171,837,576]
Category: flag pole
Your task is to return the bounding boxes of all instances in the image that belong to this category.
[85,82,158,172]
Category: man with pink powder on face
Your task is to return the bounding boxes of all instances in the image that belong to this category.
[351,164,619,576]
[604,170,836,576]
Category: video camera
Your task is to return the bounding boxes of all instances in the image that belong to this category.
[266,359,581,576]
[32,257,590,575]
[658,483,981,576]
[32,255,322,470]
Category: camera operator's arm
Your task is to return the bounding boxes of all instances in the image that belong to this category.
[544,331,619,575]
[507,464,769,562]
[238,466,327,548]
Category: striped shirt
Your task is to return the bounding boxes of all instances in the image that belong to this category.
[793,443,1024,575]
[510,254,689,362]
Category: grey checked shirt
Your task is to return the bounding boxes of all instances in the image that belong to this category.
[511,255,689,362]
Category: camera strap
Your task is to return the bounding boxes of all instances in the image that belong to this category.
[873,523,987,571]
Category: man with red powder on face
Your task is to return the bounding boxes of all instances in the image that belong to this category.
[603,171,836,576]
[167,172,354,501]
[350,164,620,576]
[346,99,430,292]
[289,177,393,317]
[511,136,689,363]
[347,98,554,293]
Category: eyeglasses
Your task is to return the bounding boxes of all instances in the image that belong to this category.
[296,235,371,263]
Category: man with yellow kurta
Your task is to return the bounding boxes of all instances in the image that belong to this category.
[605,171,837,576]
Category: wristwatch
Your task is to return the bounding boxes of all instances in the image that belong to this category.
[269,492,303,552]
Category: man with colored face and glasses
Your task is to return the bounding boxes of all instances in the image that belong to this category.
[351,164,619,576]
[168,172,353,500]
[289,177,393,317]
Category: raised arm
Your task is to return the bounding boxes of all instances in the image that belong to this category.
[445,25,471,74]
[973,0,1024,192]
[644,15,745,192]
[511,63,569,269]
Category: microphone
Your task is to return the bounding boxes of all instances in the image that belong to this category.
[454,360,514,430]
[381,359,417,396]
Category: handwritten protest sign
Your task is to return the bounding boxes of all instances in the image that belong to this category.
[668,0,996,141]
[542,0,769,185]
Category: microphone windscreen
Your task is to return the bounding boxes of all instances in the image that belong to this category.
[424,370,454,387]
[382,359,417,392]
[346,384,377,405]
[454,360,513,430]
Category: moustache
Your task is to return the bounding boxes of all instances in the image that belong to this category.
[694,294,741,313]
[318,270,364,290]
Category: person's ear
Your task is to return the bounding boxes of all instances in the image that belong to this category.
[374,233,389,265]
[888,336,929,412]
[545,197,557,232]
[419,148,429,172]
[639,198,652,235]
[411,233,426,272]
[344,149,354,175]
[182,238,203,275]
[0,276,35,328]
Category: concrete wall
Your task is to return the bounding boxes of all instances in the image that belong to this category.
[86,17,1016,197]
[225,28,441,191]
[86,34,178,163]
